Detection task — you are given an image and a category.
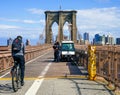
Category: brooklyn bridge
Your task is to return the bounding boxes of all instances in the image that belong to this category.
[0,10,120,95]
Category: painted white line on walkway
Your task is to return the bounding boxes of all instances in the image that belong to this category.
[25,62,52,95]
[0,72,10,78]
[0,50,52,78]
[25,79,44,95]
[26,50,51,65]
[40,62,52,77]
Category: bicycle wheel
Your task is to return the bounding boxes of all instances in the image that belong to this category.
[11,68,18,92]
[17,67,21,89]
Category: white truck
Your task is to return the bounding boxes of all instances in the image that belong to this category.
[60,40,76,61]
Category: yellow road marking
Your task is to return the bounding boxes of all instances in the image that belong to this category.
[0,76,88,80]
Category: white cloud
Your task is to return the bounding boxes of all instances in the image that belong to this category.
[77,7,120,40]
[27,8,44,15]
[0,24,43,39]
[0,24,20,29]
[0,18,19,22]
[0,17,43,24]
[0,7,120,45]
[39,19,45,26]
[23,20,38,24]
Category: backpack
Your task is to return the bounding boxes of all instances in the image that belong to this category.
[12,38,22,53]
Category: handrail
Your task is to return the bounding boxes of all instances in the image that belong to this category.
[75,45,120,90]
[0,44,52,72]
[0,44,120,90]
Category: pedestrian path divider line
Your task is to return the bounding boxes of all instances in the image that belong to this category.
[0,75,88,80]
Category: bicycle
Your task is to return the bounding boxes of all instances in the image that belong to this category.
[11,61,21,92]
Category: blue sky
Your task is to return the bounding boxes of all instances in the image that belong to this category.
[0,0,120,45]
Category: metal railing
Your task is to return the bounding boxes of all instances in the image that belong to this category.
[75,45,120,90]
[0,44,120,89]
[0,44,52,72]
[96,45,120,90]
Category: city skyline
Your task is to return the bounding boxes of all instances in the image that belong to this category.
[0,0,120,45]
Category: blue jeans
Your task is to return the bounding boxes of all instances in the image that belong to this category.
[55,50,59,62]
[13,55,25,81]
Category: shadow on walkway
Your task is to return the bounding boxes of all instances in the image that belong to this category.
[67,62,88,76]
[0,83,13,94]
[68,78,114,95]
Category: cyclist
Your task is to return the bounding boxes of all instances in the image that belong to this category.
[11,35,25,86]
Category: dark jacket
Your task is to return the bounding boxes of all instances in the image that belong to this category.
[11,38,25,56]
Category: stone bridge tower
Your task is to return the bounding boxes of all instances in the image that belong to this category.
[45,10,77,43]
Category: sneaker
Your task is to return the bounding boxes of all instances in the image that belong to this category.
[21,81,24,86]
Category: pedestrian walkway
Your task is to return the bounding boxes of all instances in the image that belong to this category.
[0,50,116,95]
[36,62,115,95]
[36,77,114,95]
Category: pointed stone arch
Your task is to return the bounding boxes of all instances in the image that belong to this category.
[45,10,77,43]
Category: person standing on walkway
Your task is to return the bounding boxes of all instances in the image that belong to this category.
[11,35,25,86]
[53,41,57,61]
[53,41,60,62]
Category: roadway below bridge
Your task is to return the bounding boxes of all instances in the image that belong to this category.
[0,48,114,95]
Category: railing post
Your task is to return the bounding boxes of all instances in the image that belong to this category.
[107,45,112,87]
[114,46,119,91]
[88,45,96,80]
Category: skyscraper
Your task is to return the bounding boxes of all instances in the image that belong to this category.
[93,34,114,45]
[83,32,89,41]
[7,38,13,46]
[106,35,114,45]
[83,32,89,45]
[116,38,120,45]
[93,34,106,45]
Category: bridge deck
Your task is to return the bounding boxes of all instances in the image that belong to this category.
[0,49,115,95]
